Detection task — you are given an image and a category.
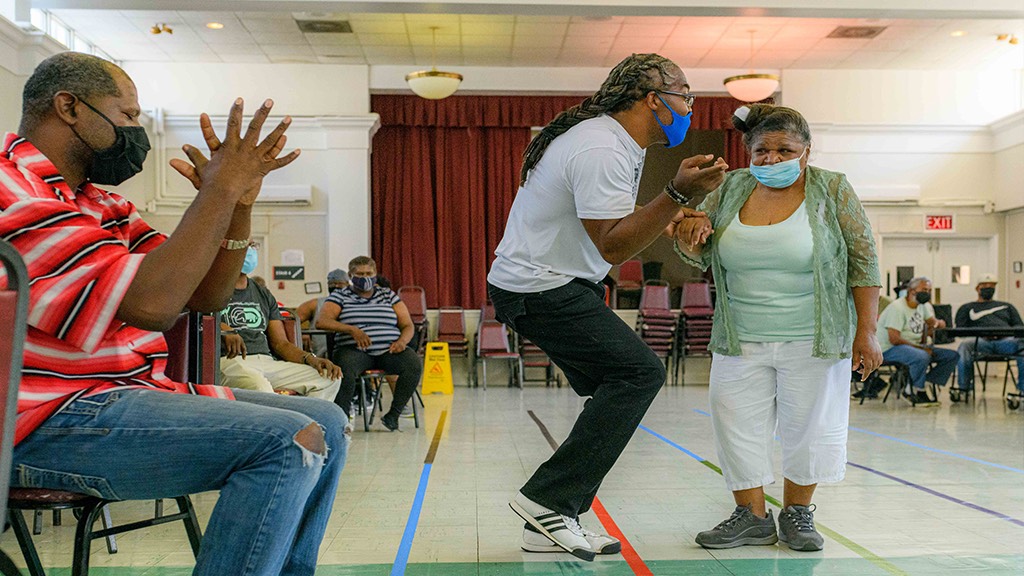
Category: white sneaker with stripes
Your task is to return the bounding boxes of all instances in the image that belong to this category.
[509,492,596,561]
[522,522,622,555]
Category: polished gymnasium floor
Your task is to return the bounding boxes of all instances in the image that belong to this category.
[3,358,1022,575]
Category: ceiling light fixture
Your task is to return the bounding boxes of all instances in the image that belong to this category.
[206,22,224,30]
[996,33,1020,45]
[150,23,173,35]
[950,30,967,37]
[723,30,779,103]
[405,26,463,100]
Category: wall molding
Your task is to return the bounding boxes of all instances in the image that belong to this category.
[990,109,1024,152]
[0,15,63,76]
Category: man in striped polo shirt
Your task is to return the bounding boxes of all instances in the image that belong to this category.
[2,52,347,575]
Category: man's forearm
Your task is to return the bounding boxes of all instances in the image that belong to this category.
[188,205,252,311]
[598,193,697,265]
[117,193,247,330]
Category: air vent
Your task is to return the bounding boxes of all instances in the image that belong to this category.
[827,26,887,39]
[295,20,352,34]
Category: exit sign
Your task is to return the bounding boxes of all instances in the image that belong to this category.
[925,215,954,232]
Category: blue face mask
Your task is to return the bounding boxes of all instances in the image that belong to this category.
[651,94,692,148]
[749,149,807,189]
[352,275,377,293]
[241,247,258,275]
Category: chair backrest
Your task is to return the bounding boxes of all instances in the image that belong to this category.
[437,307,465,337]
[618,259,644,284]
[398,285,427,323]
[639,280,672,312]
[201,314,220,386]
[480,302,496,322]
[280,317,301,347]
[682,281,713,309]
[0,239,30,525]
[163,313,191,383]
[477,320,511,354]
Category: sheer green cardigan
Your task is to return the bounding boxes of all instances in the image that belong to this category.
[674,166,881,359]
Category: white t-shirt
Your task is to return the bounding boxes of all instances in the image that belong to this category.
[488,115,646,293]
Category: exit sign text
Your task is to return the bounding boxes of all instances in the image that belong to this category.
[925,215,954,232]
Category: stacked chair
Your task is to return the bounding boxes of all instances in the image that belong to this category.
[614,259,644,309]
[680,281,714,356]
[397,285,429,355]
[636,280,678,385]
[474,320,523,389]
[515,333,561,388]
[437,306,470,369]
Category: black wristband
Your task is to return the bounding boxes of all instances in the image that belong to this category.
[664,181,691,206]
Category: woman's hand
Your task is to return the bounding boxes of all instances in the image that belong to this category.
[852,331,883,380]
[349,327,372,350]
[389,339,407,354]
[671,213,714,250]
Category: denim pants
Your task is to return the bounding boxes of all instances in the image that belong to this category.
[956,337,1024,391]
[881,344,959,389]
[489,279,666,517]
[11,389,349,576]
[331,347,422,418]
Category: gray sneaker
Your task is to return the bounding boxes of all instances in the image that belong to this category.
[695,506,778,549]
[778,504,824,551]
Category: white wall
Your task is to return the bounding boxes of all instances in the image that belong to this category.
[0,64,23,131]
[118,62,379,307]
[1005,210,1024,313]
[123,62,371,117]
[781,69,1023,126]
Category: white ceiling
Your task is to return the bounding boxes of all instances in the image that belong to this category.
[51,10,1024,70]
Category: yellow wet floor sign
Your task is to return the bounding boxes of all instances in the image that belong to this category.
[422,342,454,394]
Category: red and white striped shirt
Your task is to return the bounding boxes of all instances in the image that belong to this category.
[0,133,233,445]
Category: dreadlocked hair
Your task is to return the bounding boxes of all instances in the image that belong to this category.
[519,53,680,185]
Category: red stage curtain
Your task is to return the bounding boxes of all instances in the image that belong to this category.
[370,94,752,308]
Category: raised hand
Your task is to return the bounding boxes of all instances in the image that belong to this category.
[672,212,714,250]
[169,98,301,205]
[672,154,728,198]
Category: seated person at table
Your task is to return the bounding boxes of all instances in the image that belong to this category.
[4,52,346,575]
[297,268,350,357]
[876,277,959,405]
[316,256,421,431]
[221,247,342,399]
[954,273,1024,393]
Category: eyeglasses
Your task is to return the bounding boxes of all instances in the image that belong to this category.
[656,90,695,108]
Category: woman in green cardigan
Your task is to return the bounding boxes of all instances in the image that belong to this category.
[675,104,883,552]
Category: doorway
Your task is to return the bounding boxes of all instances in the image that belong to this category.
[880,236,996,307]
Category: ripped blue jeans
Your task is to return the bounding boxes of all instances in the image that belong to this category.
[11,388,349,576]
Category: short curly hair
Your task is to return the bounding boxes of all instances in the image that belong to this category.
[21,52,123,130]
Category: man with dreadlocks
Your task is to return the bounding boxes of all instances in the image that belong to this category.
[488,54,726,560]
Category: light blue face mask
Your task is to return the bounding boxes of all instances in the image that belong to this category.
[749,149,807,189]
[652,94,692,148]
[241,246,258,275]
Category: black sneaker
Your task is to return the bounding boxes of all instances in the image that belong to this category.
[381,413,399,431]
[913,391,939,407]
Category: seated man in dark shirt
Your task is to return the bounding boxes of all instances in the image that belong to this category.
[955,273,1024,393]
[221,247,342,399]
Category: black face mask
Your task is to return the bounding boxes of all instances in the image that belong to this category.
[979,287,996,300]
[914,291,931,304]
[71,97,150,186]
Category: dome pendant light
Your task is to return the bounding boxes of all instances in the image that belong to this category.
[405,27,463,100]
[724,30,779,102]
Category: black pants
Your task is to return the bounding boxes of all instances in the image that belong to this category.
[332,347,422,419]
[488,279,666,517]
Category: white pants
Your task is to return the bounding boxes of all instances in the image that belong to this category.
[709,340,852,492]
[220,354,341,401]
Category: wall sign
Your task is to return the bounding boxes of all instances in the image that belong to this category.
[273,266,305,280]
[924,214,954,232]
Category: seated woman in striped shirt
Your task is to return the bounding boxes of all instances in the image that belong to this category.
[316,256,422,431]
